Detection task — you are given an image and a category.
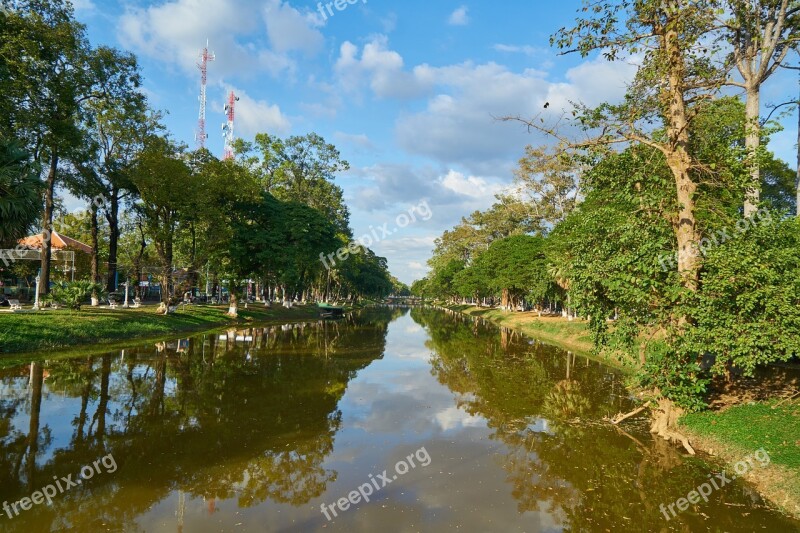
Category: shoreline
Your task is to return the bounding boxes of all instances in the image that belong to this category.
[444,302,800,521]
[0,304,320,363]
[443,304,629,371]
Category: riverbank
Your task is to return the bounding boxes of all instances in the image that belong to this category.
[444,304,619,366]
[445,303,800,520]
[681,403,800,519]
[0,304,319,358]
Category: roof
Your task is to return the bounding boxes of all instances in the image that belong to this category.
[19,231,92,255]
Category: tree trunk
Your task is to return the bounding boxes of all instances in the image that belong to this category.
[39,150,58,297]
[744,85,761,217]
[159,235,173,309]
[796,74,799,218]
[664,23,700,292]
[106,187,120,293]
[90,204,100,306]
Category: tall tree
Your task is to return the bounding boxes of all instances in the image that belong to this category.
[80,95,158,293]
[517,0,724,292]
[719,0,800,216]
[131,137,193,309]
[0,1,141,295]
[237,133,352,235]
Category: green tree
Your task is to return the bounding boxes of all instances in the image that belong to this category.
[719,0,800,216]
[0,1,141,295]
[0,140,41,246]
[236,133,352,235]
[131,137,193,309]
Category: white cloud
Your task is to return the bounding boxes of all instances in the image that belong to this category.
[448,6,469,26]
[263,0,324,55]
[335,36,434,99]
[71,0,95,10]
[493,44,544,57]
[117,0,321,80]
[440,170,503,199]
[334,132,377,153]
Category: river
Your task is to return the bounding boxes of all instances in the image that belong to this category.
[0,307,796,532]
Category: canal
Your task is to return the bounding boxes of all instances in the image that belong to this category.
[0,307,796,531]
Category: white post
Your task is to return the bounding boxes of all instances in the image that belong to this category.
[123,281,130,308]
[33,271,41,310]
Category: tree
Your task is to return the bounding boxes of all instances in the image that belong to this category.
[77,95,158,294]
[719,0,800,216]
[131,137,193,309]
[0,140,41,246]
[512,145,583,227]
[472,235,550,310]
[236,133,352,235]
[0,1,141,296]
[506,0,725,297]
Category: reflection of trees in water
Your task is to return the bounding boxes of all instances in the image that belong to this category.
[0,310,394,531]
[410,308,782,532]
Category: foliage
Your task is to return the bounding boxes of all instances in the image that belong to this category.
[677,215,800,378]
[235,133,351,235]
[47,280,104,310]
[0,139,41,246]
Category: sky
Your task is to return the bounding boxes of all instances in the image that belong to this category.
[69,0,798,285]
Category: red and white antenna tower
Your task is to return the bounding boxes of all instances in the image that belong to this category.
[195,40,215,150]
[222,91,239,160]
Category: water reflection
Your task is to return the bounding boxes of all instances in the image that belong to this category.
[411,307,796,531]
[0,307,796,532]
[0,309,403,531]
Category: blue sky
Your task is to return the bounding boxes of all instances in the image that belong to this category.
[71,0,798,284]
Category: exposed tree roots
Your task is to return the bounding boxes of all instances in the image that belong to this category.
[607,397,696,455]
[650,398,695,455]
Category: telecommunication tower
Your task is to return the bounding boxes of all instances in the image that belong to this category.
[222,91,240,160]
[195,41,215,149]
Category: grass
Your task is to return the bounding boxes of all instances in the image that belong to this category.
[0,303,318,359]
[681,401,800,519]
[444,304,627,368]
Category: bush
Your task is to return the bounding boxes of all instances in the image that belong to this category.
[47,280,105,310]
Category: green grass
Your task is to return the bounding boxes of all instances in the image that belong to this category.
[0,304,318,358]
[444,304,622,365]
[682,402,800,471]
[681,401,800,517]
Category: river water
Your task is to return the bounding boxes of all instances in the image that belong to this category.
[0,307,796,532]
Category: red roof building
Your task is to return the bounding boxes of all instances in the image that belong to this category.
[18,231,92,254]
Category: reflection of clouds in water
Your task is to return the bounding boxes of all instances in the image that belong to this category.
[389,347,432,361]
[404,324,423,334]
[434,406,485,431]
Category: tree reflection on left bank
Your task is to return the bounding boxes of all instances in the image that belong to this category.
[0,308,401,531]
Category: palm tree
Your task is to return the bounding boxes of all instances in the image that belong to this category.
[0,140,41,246]
[548,263,573,320]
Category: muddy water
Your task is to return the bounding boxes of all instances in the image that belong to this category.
[0,307,795,532]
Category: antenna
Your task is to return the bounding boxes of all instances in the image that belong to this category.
[195,40,215,150]
[222,91,240,160]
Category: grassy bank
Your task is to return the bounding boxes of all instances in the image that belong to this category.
[681,402,800,519]
[444,304,621,366]
[0,304,318,358]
